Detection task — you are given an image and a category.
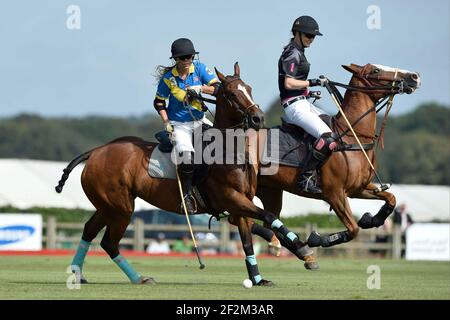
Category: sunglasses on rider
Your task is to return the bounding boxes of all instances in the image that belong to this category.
[177,55,195,61]
[304,33,316,39]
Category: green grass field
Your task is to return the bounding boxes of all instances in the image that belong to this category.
[0,255,449,300]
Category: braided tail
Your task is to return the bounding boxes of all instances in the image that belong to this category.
[55,151,91,193]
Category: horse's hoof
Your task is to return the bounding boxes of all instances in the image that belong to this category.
[80,278,88,284]
[357,212,373,229]
[136,276,156,285]
[302,251,320,270]
[256,279,274,286]
[307,231,322,247]
[303,253,320,270]
[304,261,320,270]
[268,242,281,257]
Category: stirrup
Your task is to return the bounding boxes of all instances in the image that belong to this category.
[298,172,322,194]
[180,194,197,214]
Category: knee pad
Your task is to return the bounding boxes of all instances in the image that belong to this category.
[313,133,338,161]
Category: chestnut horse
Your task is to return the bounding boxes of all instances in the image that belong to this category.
[56,63,316,286]
[239,63,421,252]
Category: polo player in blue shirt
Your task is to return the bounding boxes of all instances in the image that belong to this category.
[153,38,220,213]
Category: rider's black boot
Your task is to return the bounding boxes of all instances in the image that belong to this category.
[178,163,197,214]
[298,132,338,194]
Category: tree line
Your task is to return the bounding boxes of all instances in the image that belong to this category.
[0,102,448,185]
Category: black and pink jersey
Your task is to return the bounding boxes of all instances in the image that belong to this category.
[278,40,310,100]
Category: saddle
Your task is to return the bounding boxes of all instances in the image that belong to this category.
[262,114,375,169]
[262,118,319,169]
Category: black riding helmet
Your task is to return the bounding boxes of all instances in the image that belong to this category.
[170,38,199,59]
[291,16,323,36]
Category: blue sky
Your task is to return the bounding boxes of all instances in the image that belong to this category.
[0,0,448,117]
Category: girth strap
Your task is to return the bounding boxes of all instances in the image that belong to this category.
[335,142,375,152]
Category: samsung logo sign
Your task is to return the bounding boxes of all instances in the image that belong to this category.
[0,225,35,245]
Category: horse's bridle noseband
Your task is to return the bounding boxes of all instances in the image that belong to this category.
[219,77,261,130]
[332,65,408,95]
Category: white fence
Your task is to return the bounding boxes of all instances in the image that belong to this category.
[43,216,407,259]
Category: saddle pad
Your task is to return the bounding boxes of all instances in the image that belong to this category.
[148,147,176,179]
[261,126,312,168]
[148,147,209,210]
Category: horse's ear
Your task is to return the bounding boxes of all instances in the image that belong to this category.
[234,62,240,77]
[215,67,226,82]
[342,64,362,74]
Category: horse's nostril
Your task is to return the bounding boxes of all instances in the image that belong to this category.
[411,73,418,80]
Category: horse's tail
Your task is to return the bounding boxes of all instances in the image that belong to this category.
[55,150,92,193]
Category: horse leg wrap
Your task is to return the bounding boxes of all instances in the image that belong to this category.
[245,255,262,285]
[271,219,298,246]
[71,239,91,272]
[308,231,351,248]
[112,254,141,283]
[357,212,374,229]
[271,219,312,258]
[372,203,395,227]
[251,223,274,243]
[358,203,395,229]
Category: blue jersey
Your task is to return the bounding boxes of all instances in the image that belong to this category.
[155,61,218,122]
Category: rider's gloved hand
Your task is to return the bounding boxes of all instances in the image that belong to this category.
[308,78,328,87]
[184,87,201,105]
[164,121,173,134]
[186,87,201,99]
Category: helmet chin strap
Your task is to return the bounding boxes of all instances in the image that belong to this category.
[300,34,306,47]
[295,32,306,47]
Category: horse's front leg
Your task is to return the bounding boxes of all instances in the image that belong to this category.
[307,191,359,248]
[352,183,396,229]
[235,216,273,286]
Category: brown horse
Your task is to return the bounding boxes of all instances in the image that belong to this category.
[56,63,316,286]
[240,63,421,251]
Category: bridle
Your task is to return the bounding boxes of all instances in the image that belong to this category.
[330,65,407,95]
[221,77,261,129]
[330,66,404,148]
[196,76,261,130]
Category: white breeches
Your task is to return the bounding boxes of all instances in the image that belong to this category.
[171,117,213,154]
[283,98,332,138]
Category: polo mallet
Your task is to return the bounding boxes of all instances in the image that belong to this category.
[320,76,390,193]
[175,166,205,269]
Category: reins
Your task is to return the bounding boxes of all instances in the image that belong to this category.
[195,77,261,131]
[322,67,402,192]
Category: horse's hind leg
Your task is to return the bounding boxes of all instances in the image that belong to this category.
[307,192,359,248]
[71,211,107,283]
[236,216,273,286]
[352,183,396,229]
[100,213,155,285]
